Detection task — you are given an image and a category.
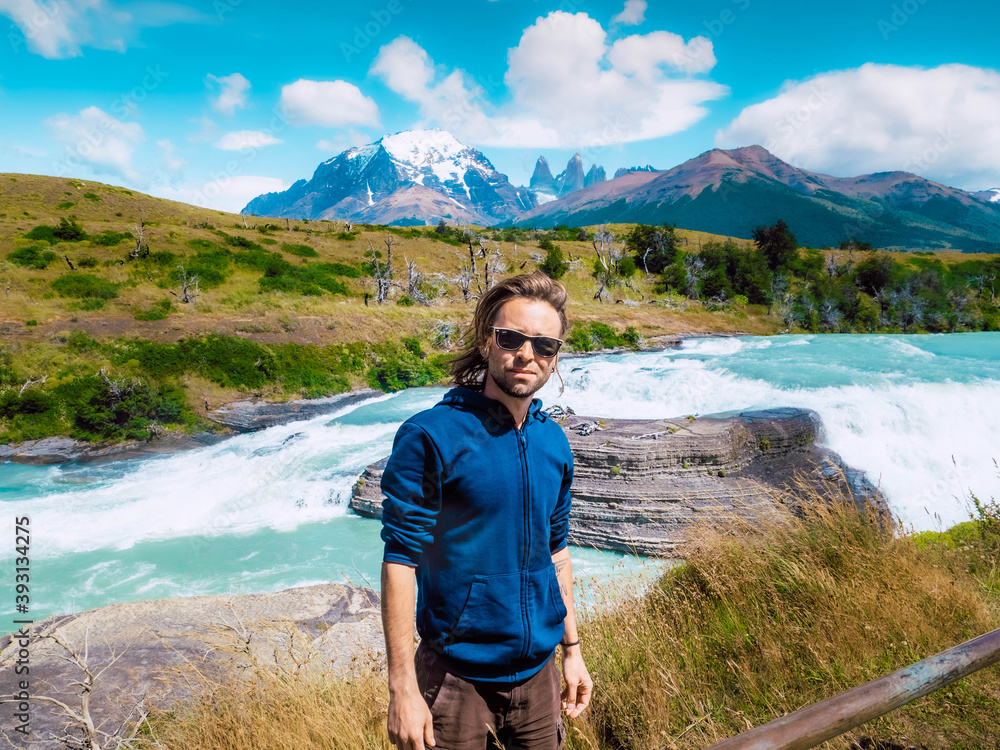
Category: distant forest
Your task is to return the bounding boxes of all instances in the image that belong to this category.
[595,220,1000,333]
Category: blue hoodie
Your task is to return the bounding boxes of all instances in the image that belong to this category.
[380,387,574,683]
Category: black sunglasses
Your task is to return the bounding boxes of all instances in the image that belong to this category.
[491,327,563,358]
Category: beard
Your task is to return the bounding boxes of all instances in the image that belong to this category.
[487,359,549,399]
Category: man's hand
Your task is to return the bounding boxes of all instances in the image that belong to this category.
[387,685,436,750]
[383,562,435,749]
[560,646,593,718]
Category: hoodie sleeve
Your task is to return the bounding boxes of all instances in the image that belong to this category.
[380,421,445,567]
[549,443,574,554]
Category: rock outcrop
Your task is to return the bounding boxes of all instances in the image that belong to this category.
[350,408,886,556]
[0,584,382,750]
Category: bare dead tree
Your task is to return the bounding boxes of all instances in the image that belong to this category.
[591,226,626,301]
[169,263,200,304]
[366,240,391,304]
[825,252,839,277]
[454,262,477,302]
[402,255,430,305]
[683,255,706,300]
[129,220,145,261]
[465,232,479,279]
[19,374,47,395]
[0,628,148,750]
[483,243,506,290]
[383,233,397,278]
[433,320,454,349]
[64,255,76,270]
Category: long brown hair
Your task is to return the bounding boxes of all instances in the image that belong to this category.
[450,271,569,390]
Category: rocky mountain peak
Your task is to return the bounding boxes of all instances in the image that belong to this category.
[244,129,534,225]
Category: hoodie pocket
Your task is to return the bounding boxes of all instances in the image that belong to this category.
[444,572,524,665]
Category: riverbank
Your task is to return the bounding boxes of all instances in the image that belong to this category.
[4,500,996,750]
[0,330,713,464]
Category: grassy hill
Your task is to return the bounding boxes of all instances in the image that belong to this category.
[0,173,784,446]
[2,173,997,446]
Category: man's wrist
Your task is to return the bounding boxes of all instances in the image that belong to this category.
[560,639,579,648]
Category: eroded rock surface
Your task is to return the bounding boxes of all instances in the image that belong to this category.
[0,584,382,750]
[351,408,886,556]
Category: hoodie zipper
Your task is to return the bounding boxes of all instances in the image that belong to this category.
[516,418,530,659]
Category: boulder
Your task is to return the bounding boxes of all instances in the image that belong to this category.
[0,583,382,750]
[350,408,887,556]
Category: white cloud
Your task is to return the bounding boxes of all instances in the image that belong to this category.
[611,0,646,26]
[187,116,218,143]
[716,63,1000,190]
[370,14,725,149]
[215,130,282,151]
[317,130,369,153]
[0,0,203,58]
[45,105,144,182]
[157,138,186,170]
[206,72,251,115]
[150,175,291,214]
[279,79,380,128]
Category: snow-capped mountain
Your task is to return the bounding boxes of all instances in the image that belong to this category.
[243,129,534,226]
[974,187,1000,203]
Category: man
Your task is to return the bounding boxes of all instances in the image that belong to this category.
[380,271,592,750]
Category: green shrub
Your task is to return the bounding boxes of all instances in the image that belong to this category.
[149,251,178,266]
[24,225,58,244]
[539,246,568,280]
[566,322,642,352]
[217,232,264,251]
[25,320,37,327]
[135,299,172,321]
[396,295,414,306]
[57,373,185,441]
[83,192,101,202]
[51,273,119,300]
[334,231,359,241]
[77,256,99,268]
[258,260,350,296]
[56,201,75,210]
[8,245,59,269]
[53,218,87,242]
[177,248,231,288]
[0,388,56,418]
[316,262,360,278]
[566,325,593,352]
[92,230,130,246]
[282,243,319,258]
[366,343,448,392]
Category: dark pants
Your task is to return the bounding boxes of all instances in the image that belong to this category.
[415,643,565,750]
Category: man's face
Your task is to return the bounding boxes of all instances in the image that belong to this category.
[484,298,563,400]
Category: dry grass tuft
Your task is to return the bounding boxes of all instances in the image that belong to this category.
[567,493,1000,750]
[146,622,392,750]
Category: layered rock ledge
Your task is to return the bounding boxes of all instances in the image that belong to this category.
[351,408,887,556]
[0,584,382,750]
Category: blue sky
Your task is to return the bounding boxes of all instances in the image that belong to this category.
[2,0,998,212]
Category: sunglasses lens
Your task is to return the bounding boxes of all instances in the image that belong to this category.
[495,329,526,350]
[494,329,560,357]
[533,338,560,357]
